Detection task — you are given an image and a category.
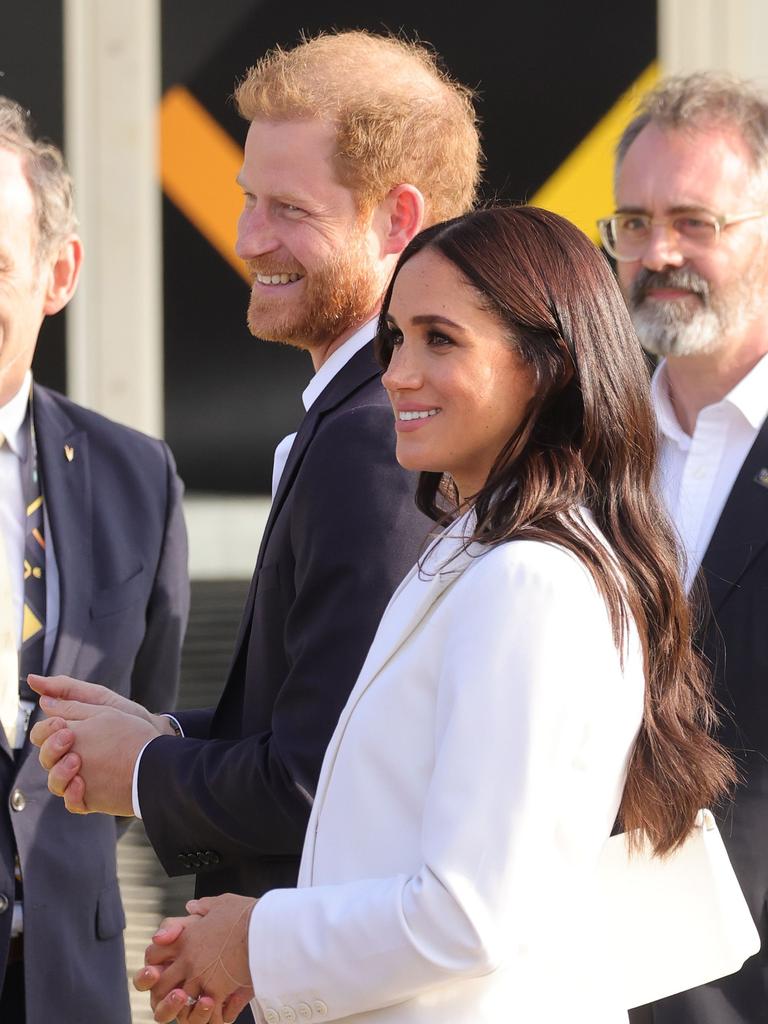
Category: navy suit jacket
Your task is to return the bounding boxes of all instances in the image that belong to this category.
[693,417,768,999]
[139,342,431,900]
[0,384,189,1024]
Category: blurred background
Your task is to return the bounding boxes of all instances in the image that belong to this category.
[3,1,767,1019]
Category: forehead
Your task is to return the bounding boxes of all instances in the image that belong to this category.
[241,117,350,201]
[389,248,495,326]
[616,123,757,212]
[0,145,36,220]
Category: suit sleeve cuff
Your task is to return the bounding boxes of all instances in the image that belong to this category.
[131,716,184,818]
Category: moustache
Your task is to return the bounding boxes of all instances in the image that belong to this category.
[630,267,710,307]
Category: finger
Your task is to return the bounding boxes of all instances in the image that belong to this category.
[29,715,68,749]
[134,964,165,992]
[62,774,88,814]
[37,728,75,770]
[28,674,112,705]
[38,696,108,721]
[151,988,193,1023]
[47,752,82,797]
[152,919,187,945]
[147,958,190,1008]
[185,898,213,917]
[144,941,181,966]
[188,995,215,1024]
[222,989,252,1023]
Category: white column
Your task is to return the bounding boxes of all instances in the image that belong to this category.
[659,0,768,83]
[63,0,163,436]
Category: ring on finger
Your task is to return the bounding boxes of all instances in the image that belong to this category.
[185,996,198,1007]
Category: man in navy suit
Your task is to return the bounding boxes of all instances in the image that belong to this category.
[601,72,768,1024]
[32,33,481,1018]
[0,98,189,1022]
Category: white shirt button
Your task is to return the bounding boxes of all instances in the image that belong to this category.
[296,1004,312,1020]
[264,1010,280,1024]
[280,1007,297,1023]
[312,1001,328,1017]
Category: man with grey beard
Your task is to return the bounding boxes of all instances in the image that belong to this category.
[600,72,768,1024]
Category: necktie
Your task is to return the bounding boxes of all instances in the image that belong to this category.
[0,431,20,747]
[18,405,45,704]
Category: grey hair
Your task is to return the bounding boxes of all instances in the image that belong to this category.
[0,96,77,257]
[616,72,768,199]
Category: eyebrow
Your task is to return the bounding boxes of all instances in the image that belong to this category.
[615,204,716,215]
[409,314,465,330]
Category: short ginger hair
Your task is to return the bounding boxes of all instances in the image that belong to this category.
[234,31,482,224]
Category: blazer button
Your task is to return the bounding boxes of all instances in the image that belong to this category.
[296,1004,312,1020]
[311,1001,328,1017]
[10,789,25,812]
[280,1007,296,1022]
[0,894,9,913]
[264,1010,280,1024]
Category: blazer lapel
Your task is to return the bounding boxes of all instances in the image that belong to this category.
[701,414,768,614]
[227,342,383,672]
[33,386,93,679]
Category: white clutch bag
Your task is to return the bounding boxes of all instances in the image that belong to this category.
[597,808,761,1009]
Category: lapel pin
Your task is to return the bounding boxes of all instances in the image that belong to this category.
[754,467,768,489]
[64,444,75,463]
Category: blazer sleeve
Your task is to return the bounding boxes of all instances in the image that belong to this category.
[138,405,427,873]
[127,442,190,714]
[246,543,644,1021]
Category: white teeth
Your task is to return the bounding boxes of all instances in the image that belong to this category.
[255,272,302,285]
[398,409,439,421]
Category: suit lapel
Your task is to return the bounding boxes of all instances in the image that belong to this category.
[701,414,768,614]
[33,386,93,679]
[227,342,383,671]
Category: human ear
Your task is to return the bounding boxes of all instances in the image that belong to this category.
[377,184,425,257]
[42,235,84,316]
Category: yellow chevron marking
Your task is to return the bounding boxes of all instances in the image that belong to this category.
[26,495,43,517]
[160,85,248,281]
[22,605,43,643]
[532,62,659,243]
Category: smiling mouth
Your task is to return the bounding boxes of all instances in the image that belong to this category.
[398,409,440,421]
[254,272,303,286]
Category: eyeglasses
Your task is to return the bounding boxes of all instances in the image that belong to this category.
[596,209,768,262]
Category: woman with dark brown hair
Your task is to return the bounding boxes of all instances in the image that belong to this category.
[139,207,734,1024]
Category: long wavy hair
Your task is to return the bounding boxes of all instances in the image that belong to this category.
[376,206,735,855]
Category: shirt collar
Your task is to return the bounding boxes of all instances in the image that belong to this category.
[0,371,32,458]
[650,361,689,449]
[652,351,768,442]
[723,351,768,429]
[301,318,378,412]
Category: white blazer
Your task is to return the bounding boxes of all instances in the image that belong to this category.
[248,513,645,1024]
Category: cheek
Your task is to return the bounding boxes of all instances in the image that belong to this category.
[617,262,639,295]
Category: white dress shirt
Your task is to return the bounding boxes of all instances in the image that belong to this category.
[651,355,768,591]
[270,319,378,497]
[132,318,380,818]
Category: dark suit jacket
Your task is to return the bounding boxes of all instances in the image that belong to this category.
[693,417,768,994]
[139,342,431,900]
[0,384,189,1024]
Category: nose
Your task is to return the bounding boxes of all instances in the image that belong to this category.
[640,223,685,272]
[381,340,423,395]
[235,203,278,260]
